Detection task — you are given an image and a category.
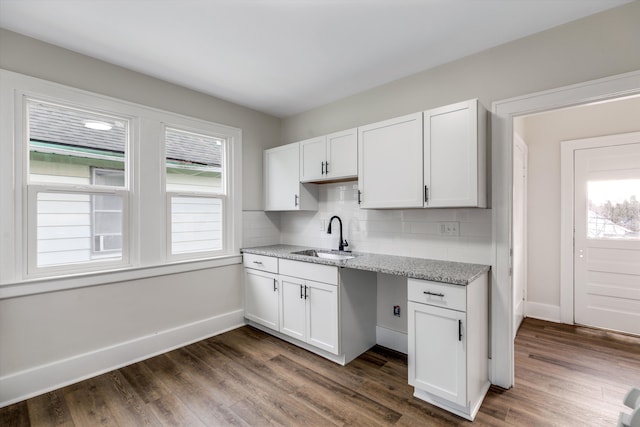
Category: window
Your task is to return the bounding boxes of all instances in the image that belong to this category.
[165,127,227,257]
[27,99,130,273]
[0,70,242,286]
[587,179,640,239]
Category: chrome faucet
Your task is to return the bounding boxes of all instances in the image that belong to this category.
[327,215,349,252]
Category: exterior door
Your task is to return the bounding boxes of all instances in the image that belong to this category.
[574,141,640,335]
[512,135,528,336]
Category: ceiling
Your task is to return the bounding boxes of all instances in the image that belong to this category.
[0,0,631,118]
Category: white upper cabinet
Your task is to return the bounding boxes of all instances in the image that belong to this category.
[424,99,487,208]
[358,113,424,209]
[264,142,318,211]
[300,128,358,182]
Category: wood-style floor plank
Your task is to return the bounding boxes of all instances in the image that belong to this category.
[1,317,639,426]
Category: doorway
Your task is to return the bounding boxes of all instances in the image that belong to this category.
[491,70,640,389]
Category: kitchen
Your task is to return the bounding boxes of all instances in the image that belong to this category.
[1,1,640,425]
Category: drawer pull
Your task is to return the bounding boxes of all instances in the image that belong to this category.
[459,320,463,341]
[252,261,263,265]
[424,291,445,298]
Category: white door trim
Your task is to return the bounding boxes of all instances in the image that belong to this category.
[560,131,640,325]
[491,69,640,389]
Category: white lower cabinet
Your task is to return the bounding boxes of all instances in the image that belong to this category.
[244,255,376,365]
[244,254,280,330]
[280,275,339,354]
[408,274,489,421]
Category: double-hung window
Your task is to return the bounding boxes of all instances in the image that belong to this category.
[26,99,130,275]
[1,70,242,287]
[165,126,228,258]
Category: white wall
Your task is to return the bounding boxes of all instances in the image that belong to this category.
[0,29,280,406]
[517,96,640,316]
[281,3,640,143]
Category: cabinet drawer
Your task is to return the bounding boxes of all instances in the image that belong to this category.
[243,253,278,273]
[408,279,466,312]
[279,259,338,285]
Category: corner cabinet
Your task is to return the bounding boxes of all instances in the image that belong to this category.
[264,142,318,211]
[408,274,489,421]
[358,113,423,208]
[300,128,358,182]
[424,99,487,208]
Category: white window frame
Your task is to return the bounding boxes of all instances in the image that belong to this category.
[23,96,133,278]
[0,69,242,291]
[163,121,240,261]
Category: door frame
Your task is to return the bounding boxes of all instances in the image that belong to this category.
[560,131,640,324]
[491,69,640,389]
[512,133,528,336]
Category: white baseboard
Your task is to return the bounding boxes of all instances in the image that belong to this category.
[0,309,245,408]
[525,301,561,323]
[376,326,408,354]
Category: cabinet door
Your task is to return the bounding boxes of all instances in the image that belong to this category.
[306,280,339,355]
[424,99,486,207]
[244,269,279,330]
[358,113,423,208]
[326,128,357,180]
[300,136,326,182]
[279,275,306,341]
[264,143,300,211]
[408,301,466,407]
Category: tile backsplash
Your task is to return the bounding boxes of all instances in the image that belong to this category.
[242,210,281,248]
[280,182,492,265]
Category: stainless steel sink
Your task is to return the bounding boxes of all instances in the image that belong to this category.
[291,249,356,261]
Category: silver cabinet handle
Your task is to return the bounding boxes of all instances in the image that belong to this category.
[304,285,308,300]
[424,291,445,297]
[273,278,277,292]
[424,185,429,203]
[459,320,463,341]
[321,161,325,175]
[358,190,362,205]
[299,284,304,299]
[252,261,263,265]
[294,194,299,207]
[325,161,329,174]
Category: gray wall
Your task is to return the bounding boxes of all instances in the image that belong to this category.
[281,2,640,143]
[0,28,281,211]
[0,28,280,402]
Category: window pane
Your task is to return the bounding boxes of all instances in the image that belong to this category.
[165,127,224,193]
[37,192,123,267]
[28,100,127,186]
[588,179,640,239]
[171,196,222,254]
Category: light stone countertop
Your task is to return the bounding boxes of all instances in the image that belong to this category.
[241,244,490,286]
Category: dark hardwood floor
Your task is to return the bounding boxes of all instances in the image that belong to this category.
[2,318,639,426]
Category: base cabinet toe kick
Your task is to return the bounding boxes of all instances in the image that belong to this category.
[243,251,490,421]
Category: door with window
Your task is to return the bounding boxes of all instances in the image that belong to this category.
[574,139,640,335]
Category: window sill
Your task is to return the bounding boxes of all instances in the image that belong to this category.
[0,254,242,300]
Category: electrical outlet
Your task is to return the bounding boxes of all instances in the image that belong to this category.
[439,221,460,236]
[393,305,401,317]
